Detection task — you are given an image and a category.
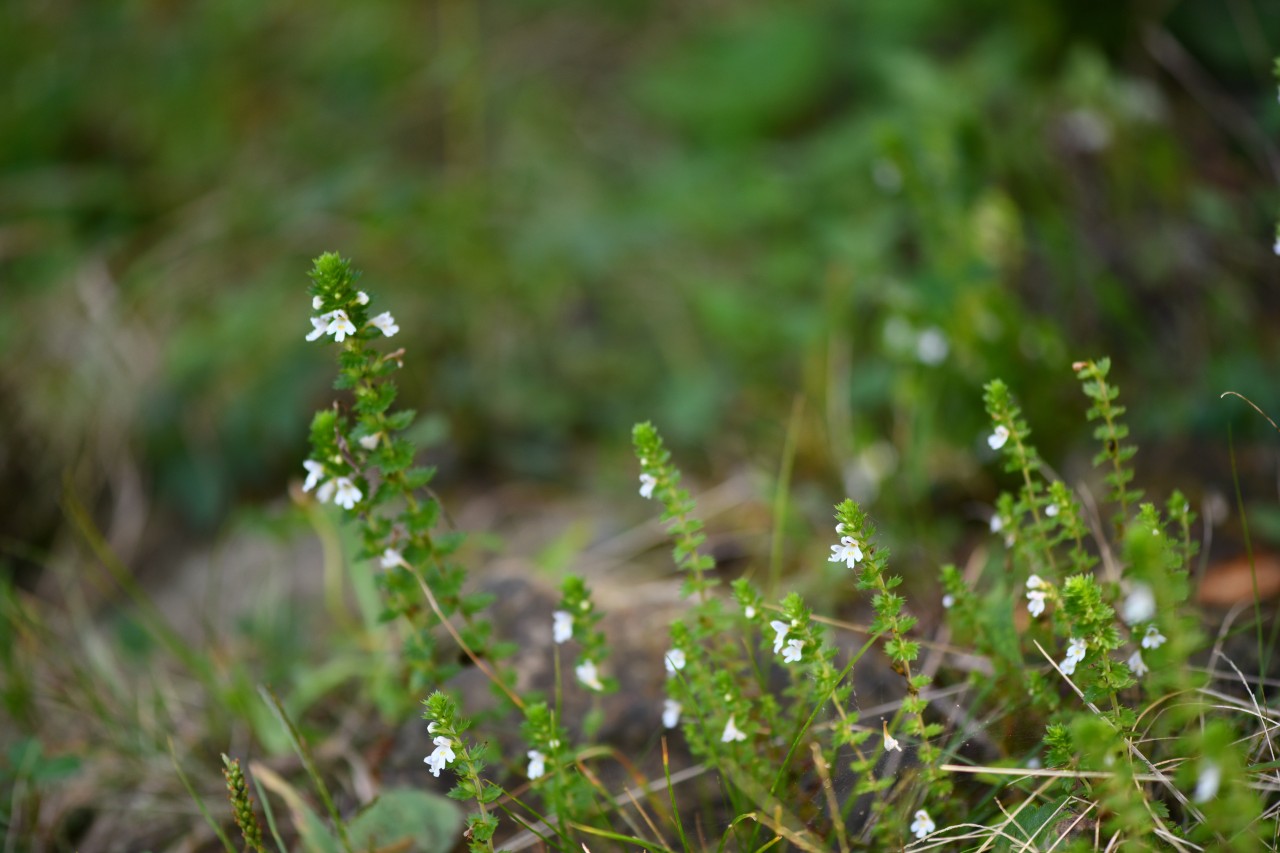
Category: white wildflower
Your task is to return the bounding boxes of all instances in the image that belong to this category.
[664,648,686,674]
[552,610,573,644]
[990,513,1003,534]
[370,311,399,337]
[1194,760,1221,803]
[526,750,546,779]
[305,313,332,341]
[769,620,790,654]
[910,809,935,839]
[358,432,382,450]
[312,295,324,310]
[302,459,326,492]
[1127,650,1148,677]
[1060,637,1087,675]
[332,477,362,510]
[380,547,402,569]
[1142,624,1166,650]
[744,605,756,619]
[575,660,604,692]
[721,715,747,743]
[916,327,949,365]
[988,424,1010,450]
[638,473,657,499]
[782,638,803,664]
[1122,582,1156,625]
[356,291,370,305]
[662,698,682,729]
[316,479,336,504]
[1026,574,1048,618]
[883,723,900,752]
[1045,503,1060,517]
[828,536,864,569]
[325,309,357,343]
[942,594,955,609]
[424,736,456,778]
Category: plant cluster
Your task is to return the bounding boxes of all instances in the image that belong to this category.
[208,256,1277,852]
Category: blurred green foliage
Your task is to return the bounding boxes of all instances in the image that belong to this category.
[2,0,1278,552]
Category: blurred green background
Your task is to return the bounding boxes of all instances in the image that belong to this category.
[4,0,1279,580]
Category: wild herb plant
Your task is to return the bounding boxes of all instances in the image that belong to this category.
[257,255,1275,852]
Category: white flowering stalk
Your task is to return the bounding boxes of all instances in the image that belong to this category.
[422,693,497,849]
[556,576,615,696]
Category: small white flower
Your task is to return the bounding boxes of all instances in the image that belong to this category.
[782,638,803,663]
[828,536,864,569]
[1194,760,1221,803]
[316,479,337,504]
[526,749,546,779]
[990,514,1004,534]
[1045,503,1060,517]
[664,648,686,674]
[638,473,657,499]
[1026,575,1048,618]
[325,309,357,343]
[427,721,440,734]
[883,723,900,752]
[1274,236,1280,257]
[769,620,790,654]
[312,295,324,310]
[910,809,935,839]
[744,605,756,619]
[575,660,604,691]
[1060,637,1087,675]
[721,715,747,743]
[1127,650,1148,677]
[356,291,370,305]
[306,314,331,341]
[1142,624,1167,650]
[552,610,573,644]
[915,326,949,365]
[942,594,955,609]
[380,547,402,569]
[358,432,382,450]
[988,424,1010,450]
[370,311,399,337]
[302,459,326,492]
[332,477,362,510]
[424,736,456,777]
[1122,582,1156,625]
[835,522,846,534]
[662,698,682,729]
